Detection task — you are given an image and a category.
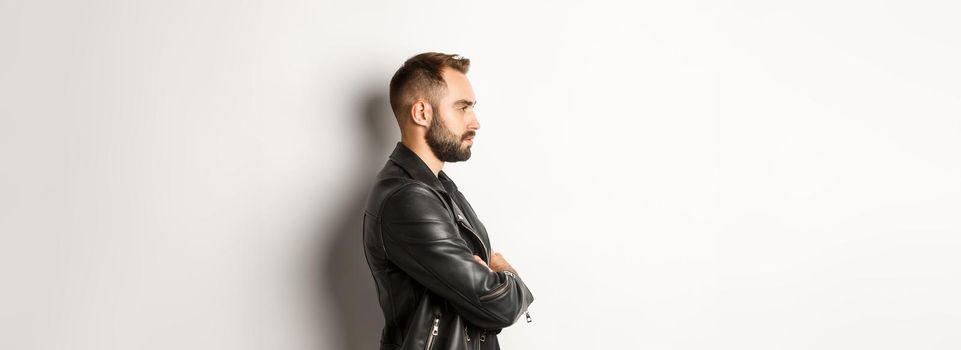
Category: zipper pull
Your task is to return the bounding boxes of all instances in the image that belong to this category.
[431,318,439,336]
[526,309,532,323]
[479,330,486,342]
[464,327,470,341]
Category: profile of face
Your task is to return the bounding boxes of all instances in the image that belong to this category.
[424,68,480,162]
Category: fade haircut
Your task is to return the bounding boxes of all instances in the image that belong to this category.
[389,52,471,125]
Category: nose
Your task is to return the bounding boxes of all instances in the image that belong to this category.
[469,114,480,131]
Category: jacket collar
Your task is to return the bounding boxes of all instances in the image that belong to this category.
[388,142,457,194]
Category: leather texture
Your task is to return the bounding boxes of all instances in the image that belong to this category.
[363,142,535,350]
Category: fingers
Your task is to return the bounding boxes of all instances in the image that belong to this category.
[473,255,492,272]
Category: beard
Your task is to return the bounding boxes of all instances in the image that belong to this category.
[425,111,474,163]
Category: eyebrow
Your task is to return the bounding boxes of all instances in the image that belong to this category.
[453,99,476,107]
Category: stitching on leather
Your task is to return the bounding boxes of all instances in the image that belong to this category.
[386,219,450,223]
[363,211,392,330]
[385,221,459,243]
[380,183,458,243]
[372,185,415,334]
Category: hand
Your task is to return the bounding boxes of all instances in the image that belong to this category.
[489,251,518,275]
[474,251,518,276]
[473,255,492,272]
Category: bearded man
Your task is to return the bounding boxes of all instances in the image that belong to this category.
[362,52,535,350]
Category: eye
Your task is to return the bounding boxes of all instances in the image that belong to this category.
[459,106,469,112]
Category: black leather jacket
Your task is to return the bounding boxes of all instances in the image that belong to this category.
[363,142,535,350]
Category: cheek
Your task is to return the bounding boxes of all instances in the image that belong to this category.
[447,116,467,132]
[441,110,469,134]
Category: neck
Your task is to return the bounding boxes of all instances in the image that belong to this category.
[401,138,444,177]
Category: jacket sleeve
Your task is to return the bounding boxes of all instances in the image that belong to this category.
[380,183,534,330]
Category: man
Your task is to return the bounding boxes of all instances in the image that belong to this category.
[362,52,534,350]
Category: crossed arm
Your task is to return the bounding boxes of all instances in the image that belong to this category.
[380,183,534,329]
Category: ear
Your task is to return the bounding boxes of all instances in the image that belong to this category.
[410,99,432,128]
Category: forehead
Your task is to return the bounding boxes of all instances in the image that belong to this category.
[440,67,475,104]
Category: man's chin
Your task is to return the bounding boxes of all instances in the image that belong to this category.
[450,150,471,162]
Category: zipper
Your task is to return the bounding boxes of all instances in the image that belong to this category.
[455,214,490,263]
[526,309,532,323]
[425,316,439,350]
[479,271,514,301]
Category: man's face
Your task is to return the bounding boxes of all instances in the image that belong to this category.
[425,68,481,162]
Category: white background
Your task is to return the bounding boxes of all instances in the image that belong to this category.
[2,1,959,349]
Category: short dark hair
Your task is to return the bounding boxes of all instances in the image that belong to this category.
[389,52,471,123]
